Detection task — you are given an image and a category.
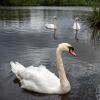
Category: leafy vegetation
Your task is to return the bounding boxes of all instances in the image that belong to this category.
[82,1,100,45]
[86,0,100,29]
[0,0,100,6]
[86,7,100,28]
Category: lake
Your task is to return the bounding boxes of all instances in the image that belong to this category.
[0,7,100,100]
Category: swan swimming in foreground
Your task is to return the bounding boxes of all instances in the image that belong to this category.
[10,43,76,94]
[73,17,80,31]
[45,16,57,30]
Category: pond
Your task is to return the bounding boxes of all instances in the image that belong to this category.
[0,7,100,100]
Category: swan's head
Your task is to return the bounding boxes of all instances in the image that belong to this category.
[75,17,79,21]
[53,16,57,19]
[58,43,76,56]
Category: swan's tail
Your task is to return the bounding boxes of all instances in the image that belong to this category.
[10,61,25,79]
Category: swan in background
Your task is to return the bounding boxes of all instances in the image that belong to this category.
[45,16,57,30]
[10,43,76,94]
[73,17,81,31]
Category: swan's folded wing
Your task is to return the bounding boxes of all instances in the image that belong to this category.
[45,24,55,29]
[19,65,60,87]
[18,65,61,93]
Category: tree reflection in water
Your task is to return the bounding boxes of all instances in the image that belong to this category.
[90,27,100,47]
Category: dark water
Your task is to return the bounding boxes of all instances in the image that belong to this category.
[0,7,100,100]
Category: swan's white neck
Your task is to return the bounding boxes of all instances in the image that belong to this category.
[53,18,56,28]
[56,47,70,93]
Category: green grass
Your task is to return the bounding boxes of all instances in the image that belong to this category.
[87,7,100,28]
[83,5,100,45]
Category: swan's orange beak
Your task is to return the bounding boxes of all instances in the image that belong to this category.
[69,50,76,56]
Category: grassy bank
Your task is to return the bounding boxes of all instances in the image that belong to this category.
[0,0,100,6]
[86,6,100,28]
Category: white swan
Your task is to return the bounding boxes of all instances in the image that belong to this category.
[45,16,57,30]
[73,17,80,31]
[10,43,76,94]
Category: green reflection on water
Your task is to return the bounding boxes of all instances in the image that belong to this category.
[90,27,100,46]
[0,9,30,21]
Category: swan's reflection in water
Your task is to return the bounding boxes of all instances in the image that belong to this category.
[53,29,57,40]
[90,28,100,46]
[61,94,69,100]
[73,30,80,42]
[23,90,69,100]
[45,28,57,40]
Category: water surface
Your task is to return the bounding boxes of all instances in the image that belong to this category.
[0,7,100,100]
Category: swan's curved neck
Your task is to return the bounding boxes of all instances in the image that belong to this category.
[53,19,56,26]
[56,47,70,92]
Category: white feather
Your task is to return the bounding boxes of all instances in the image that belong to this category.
[10,43,72,94]
[73,22,80,30]
[10,62,60,94]
[45,16,57,30]
[73,17,81,30]
[45,24,56,29]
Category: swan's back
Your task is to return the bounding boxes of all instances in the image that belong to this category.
[20,65,60,92]
[73,22,80,30]
[10,62,61,94]
[45,24,56,29]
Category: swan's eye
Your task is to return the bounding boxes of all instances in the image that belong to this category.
[68,47,74,52]
[68,46,76,56]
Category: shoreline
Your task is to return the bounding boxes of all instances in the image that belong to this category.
[0,6,93,11]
